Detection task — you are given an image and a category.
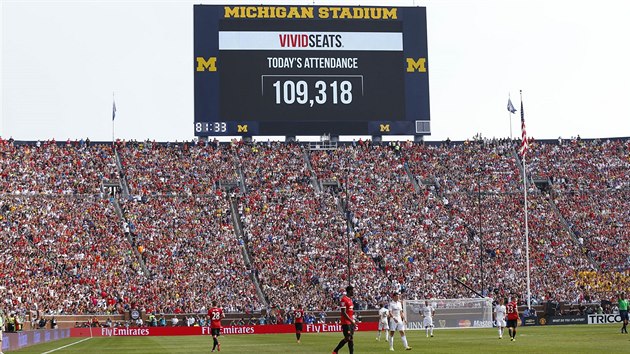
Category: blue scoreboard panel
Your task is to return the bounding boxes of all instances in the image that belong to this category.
[194,5,430,136]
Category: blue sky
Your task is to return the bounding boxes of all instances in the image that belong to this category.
[2,0,629,142]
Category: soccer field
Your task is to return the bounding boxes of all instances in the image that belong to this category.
[10,324,629,354]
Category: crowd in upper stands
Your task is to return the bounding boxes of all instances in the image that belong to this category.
[404,140,596,303]
[0,138,117,194]
[116,140,238,196]
[0,194,145,324]
[120,195,262,314]
[525,138,630,274]
[118,140,262,314]
[0,135,627,320]
[236,142,376,311]
[528,137,629,191]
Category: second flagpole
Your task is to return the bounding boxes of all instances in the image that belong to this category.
[509,93,513,139]
[520,89,531,311]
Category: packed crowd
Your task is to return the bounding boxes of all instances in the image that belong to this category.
[527,137,629,291]
[528,138,630,190]
[117,140,238,196]
[445,192,594,303]
[118,141,261,313]
[554,189,629,272]
[310,142,441,305]
[308,140,590,306]
[406,139,523,193]
[0,195,143,317]
[0,137,627,318]
[576,270,630,300]
[236,143,376,311]
[0,139,117,194]
[120,195,262,314]
[402,140,596,302]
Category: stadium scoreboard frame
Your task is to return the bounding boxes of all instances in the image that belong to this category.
[194,5,430,137]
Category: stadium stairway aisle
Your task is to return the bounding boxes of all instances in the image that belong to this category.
[227,192,268,308]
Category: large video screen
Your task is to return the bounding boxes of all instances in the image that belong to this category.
[194,5,430,136]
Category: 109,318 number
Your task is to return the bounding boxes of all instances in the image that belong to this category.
[272,80,353,107]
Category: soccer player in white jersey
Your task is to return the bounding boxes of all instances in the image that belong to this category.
[376,303,390,341]
[494,298,507,339]
[388,292,412,351]
[422,300,435,337]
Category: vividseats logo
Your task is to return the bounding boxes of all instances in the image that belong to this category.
[218,31,402,51]
[278,33,342,48]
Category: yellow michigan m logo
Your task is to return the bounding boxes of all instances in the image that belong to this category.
[196,57,217,72]
[406,58,427,72]
[237,125,248,133]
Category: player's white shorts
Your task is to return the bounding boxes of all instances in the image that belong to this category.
[423,317,434,327]
[378,319,389,330]
[496,319,506,327]
[389,318,405,331]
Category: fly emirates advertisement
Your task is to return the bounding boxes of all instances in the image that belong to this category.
[71,323,378,337]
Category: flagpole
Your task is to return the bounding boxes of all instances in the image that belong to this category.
[112,92,115,145]
[523,150,531,309]
[509,93,513,139]
[520,89,531,310]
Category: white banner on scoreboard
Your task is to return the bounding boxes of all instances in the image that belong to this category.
[219,31,403,51]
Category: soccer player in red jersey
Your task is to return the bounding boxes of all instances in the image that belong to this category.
[332,285,355,354]
[294,304,305,343]
[208,301,225,352]
[506,295,520,341]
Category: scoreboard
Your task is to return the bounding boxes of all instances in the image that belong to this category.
[194,5,430,137]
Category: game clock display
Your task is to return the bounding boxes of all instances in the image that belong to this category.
[194,5,430,136]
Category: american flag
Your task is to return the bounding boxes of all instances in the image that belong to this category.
[112,99,117,121]
[519,99,528,156]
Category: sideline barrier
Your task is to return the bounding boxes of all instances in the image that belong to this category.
[2,329,71,352]
[71,322,379,337]
[521,317,542,326]
[587,314,622,324]
[545,315,587,325]
[521,314,624,326]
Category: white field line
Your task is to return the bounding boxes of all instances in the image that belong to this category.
[41,337,92,354]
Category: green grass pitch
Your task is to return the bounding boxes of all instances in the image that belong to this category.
[10,324,629,353]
